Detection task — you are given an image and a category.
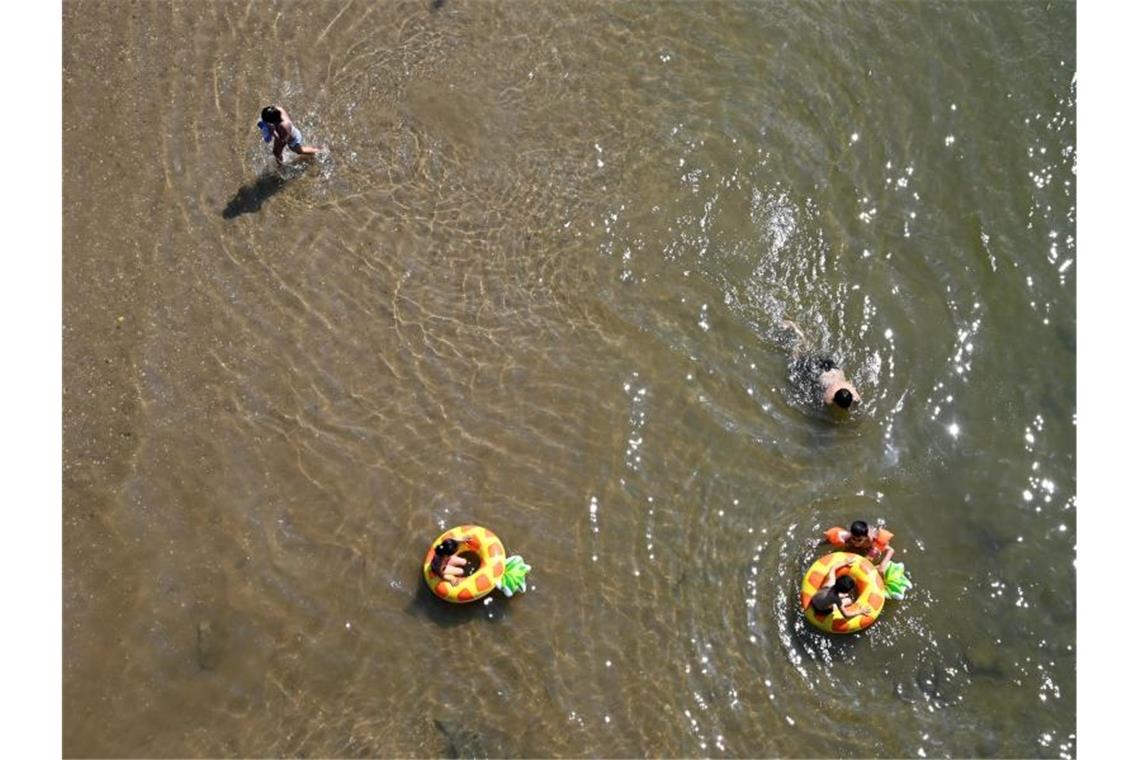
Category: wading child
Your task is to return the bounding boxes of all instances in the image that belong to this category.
[258,105,324,165]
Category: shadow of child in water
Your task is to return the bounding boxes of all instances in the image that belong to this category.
[221,170,291,219]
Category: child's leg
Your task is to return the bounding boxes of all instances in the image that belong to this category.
[442,556,468,580]
[288,143,323,156]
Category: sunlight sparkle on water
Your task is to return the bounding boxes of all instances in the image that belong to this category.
[948,423,960,438]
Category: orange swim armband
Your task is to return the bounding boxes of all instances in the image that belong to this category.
[824,527,847,546]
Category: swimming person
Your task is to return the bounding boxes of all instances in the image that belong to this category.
[782,318,862,412]
[258,105,324,166]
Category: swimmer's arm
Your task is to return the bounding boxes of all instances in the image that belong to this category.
[824,556,857,588]
[271,121,292,163]
[782,318,806,342]
[837,602,872,618]
[876,546,895,572]
[824,566,839,589]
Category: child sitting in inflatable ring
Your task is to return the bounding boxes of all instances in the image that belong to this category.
[429,535,479,583]
[809,557,873,619]
[824,520,895,572]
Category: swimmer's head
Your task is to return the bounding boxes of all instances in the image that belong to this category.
[834,388,855,409]
[849,521,871,547]
[435,538,460,556]
[261,105,282,124]
[834,575,856,595]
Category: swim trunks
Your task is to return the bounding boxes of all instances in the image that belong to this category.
[811,590,839,615]
[287,127,303,149]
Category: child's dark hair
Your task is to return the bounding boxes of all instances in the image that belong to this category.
[850,520,869,537]
[261,105,282,124]
[834,575,856,594]
[834,388,854,409]
[430,538,460,576]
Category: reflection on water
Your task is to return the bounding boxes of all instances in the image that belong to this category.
[63,1,1075,757]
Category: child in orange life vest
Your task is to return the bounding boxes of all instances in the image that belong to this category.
[259,105,325,166]
[824,520,895,572]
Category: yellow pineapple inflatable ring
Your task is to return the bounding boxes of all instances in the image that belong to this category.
[800,551,886,634]
[423,525,506,603]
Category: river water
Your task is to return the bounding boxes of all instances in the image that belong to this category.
[63,1,1076,757]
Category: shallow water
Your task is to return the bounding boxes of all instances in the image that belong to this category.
[63,1,1075,757]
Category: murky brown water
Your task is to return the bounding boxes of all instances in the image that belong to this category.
[64,1,1075,757]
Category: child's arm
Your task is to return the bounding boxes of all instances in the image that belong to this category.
[273,135,286,164]
[822,556,856,589]
[838,601,873,618]
[271,120,291,164]
[824,566,839,589]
